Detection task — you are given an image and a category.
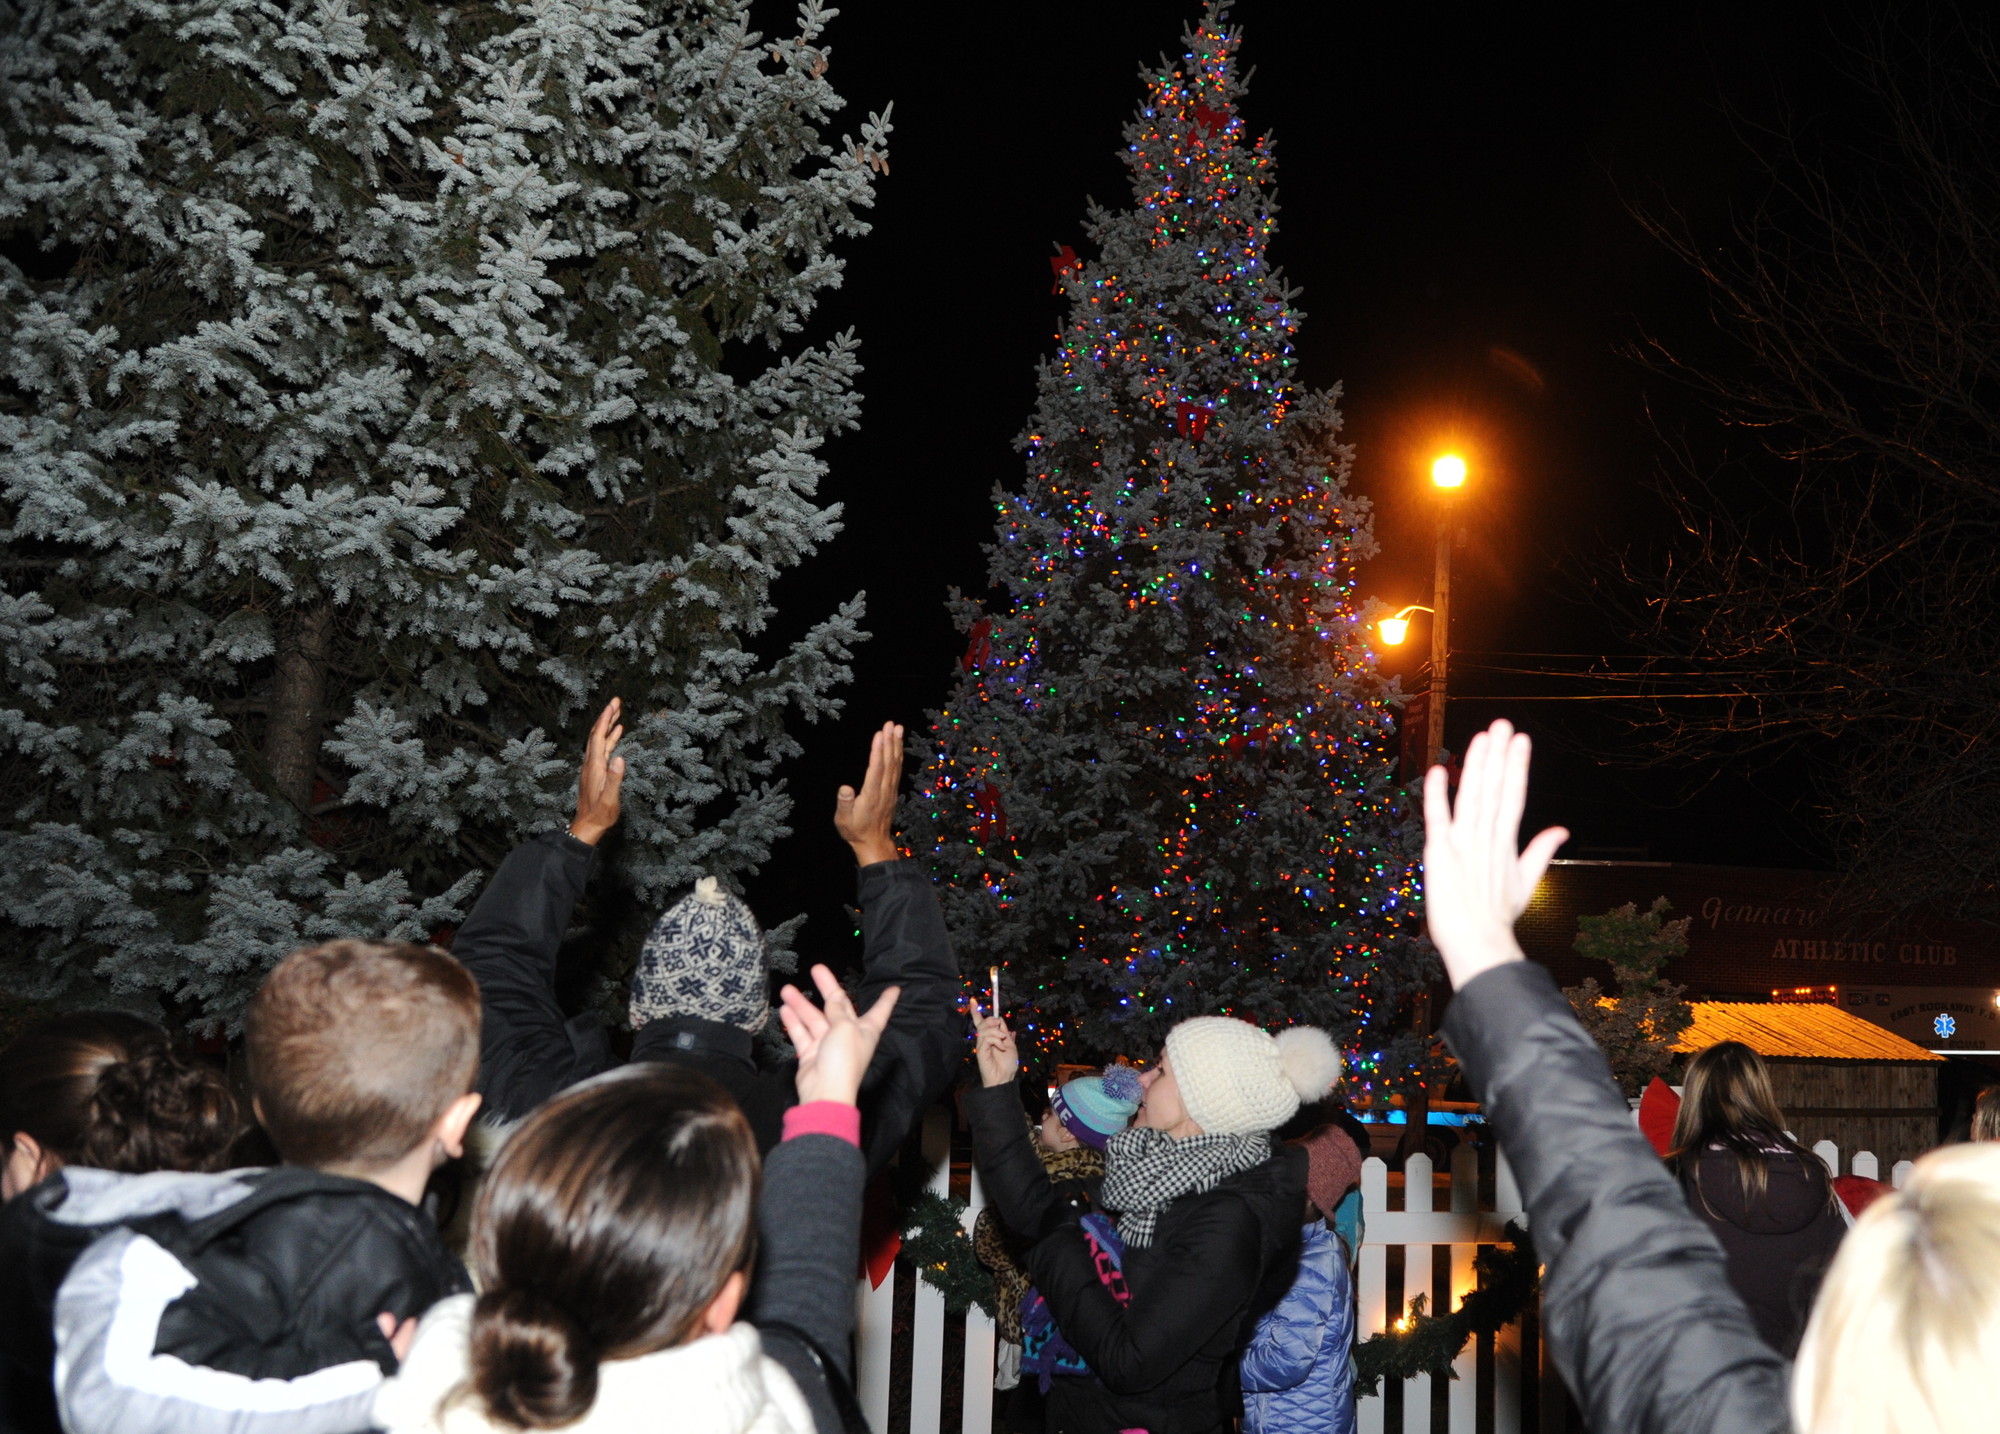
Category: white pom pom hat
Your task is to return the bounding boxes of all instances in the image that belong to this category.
[1161,1017,1344,1136]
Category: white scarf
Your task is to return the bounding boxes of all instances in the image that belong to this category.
[373,1295,815,1434]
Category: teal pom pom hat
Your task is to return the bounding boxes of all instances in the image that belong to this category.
[1050,1065,1144,1150]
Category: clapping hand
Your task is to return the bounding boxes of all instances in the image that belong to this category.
[968,999,1019,1089]
[779,964,901,1107]
[1422,718,1569,990]
[571,698,627,847]
[834,722,904,867]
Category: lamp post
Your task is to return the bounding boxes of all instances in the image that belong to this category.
[1386,454,1462,1167]
[1427,453,1465,769]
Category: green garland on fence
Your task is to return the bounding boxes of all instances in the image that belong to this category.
[900,1188,999,1319]
[1352,1222,1540,1398]
[891,1173,1538,1367]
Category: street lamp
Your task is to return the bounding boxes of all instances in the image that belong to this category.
[1374,603,1433,648]
[1425,453,1464,768]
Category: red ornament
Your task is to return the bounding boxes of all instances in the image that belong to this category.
[961,616,993,671]
[1192,102,1229,137]
[1175,400,1213,442]
[973,781,1010,848]
[1049,243,1082,293]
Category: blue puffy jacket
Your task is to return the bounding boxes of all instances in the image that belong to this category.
[1239,1220,1356,1434]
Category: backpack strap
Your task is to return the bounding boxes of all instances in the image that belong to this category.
[756,1319,869,1434]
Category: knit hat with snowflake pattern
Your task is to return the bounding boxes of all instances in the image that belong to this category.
[629,877,769,1033]
[1160,1017,1344,1136]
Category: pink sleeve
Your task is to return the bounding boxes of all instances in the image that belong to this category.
[782,1100,861,1147]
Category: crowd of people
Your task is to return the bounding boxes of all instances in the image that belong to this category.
[0,709,1995,1434]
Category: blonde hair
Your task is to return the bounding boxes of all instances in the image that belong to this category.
[1792,1143,2000,1434]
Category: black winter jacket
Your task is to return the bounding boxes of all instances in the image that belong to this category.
[965,1083,1307,1434]
[6,1164,468,1434]
[1680,1148,1846,1357]
[461,831,961,1175]
[1440,963,1792,1434]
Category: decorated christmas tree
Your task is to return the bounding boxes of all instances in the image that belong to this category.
[0,0,888,1023]
[904,5,1430,1081]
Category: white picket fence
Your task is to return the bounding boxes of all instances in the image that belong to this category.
[855,1110,996,1434]
[855,1116,1912,1434]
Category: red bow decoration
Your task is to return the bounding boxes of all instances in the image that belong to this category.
[973,781,1010,848]
[1192,102,1229,137]
[1050,244,1082,293]
[1175,400,1213,442]
[1224,722,1284,754]
[961,616,993,671]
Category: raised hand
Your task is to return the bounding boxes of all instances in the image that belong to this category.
[969,999,1019,1089]
[570,698,627,847]
[779,964,901,1107]
[1422,718,1569,990]
[834,721,904,867]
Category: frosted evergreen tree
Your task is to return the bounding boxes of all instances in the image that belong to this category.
[0,0,888,1023]
[905,5,1430,1081]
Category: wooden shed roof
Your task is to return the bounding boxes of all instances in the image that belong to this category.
[1672,1002,1944,1062]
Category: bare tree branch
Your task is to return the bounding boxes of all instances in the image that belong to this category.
[1621,13,2000,924]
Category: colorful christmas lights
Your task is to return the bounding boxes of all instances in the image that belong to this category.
[900,4,1431,1082]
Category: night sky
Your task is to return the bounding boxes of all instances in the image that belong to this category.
[739,2,1858,956]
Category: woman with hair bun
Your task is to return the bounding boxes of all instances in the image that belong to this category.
[1,1011,242,1433]
[1,1010,240,1199]
[966,1005,1342,1434]
[372,965,898,1434]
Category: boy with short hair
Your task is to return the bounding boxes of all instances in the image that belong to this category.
[246,938,485,1196]
[41,940,481,1434]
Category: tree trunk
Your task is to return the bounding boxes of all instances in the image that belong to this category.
[265,602,334,816]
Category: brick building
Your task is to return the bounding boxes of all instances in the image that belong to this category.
[1517,860,2000,1058]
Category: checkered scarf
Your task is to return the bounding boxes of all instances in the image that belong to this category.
[1098,1127,1272,1248]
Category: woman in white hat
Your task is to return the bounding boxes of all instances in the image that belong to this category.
[967,1005,1342,1434]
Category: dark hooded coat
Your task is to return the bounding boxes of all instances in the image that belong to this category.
[1679,1146,1846,1356]
[965,1083,1307,1434]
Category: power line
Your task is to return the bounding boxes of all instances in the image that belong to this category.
[1444,692,1827,702]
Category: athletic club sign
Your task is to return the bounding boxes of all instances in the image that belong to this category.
[1518,860,1995,995]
